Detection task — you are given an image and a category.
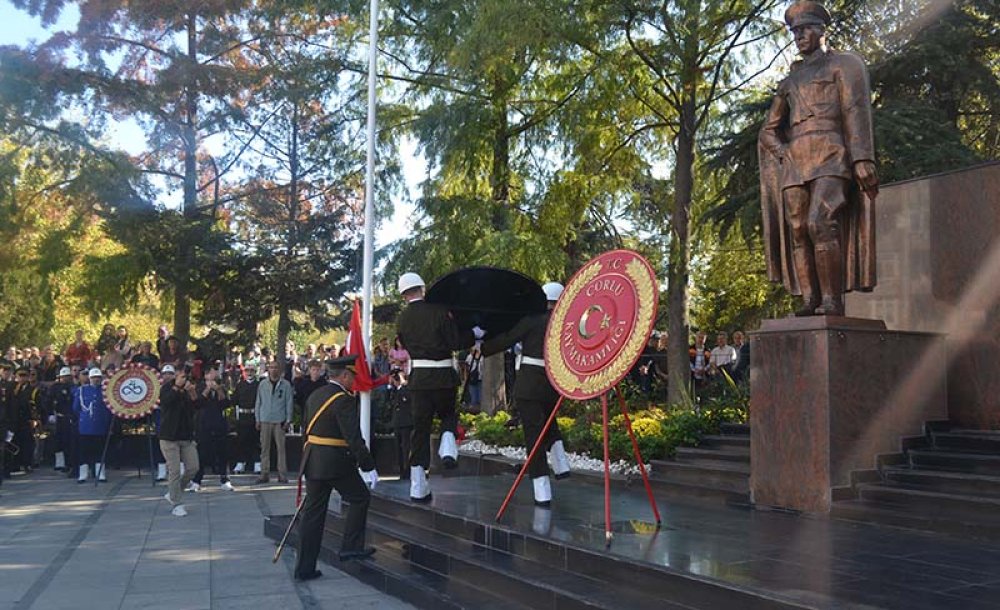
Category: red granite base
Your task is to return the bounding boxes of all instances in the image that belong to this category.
[749,316,947,513]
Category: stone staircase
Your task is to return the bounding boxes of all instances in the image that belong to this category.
[264,481,811,610]
[832,423,1000,540]
[648,422,751,505]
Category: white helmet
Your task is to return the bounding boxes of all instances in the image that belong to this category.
[542,282,564,302]
[58,367,72,377]
[398,272,425,294]
[161,365,176,374]
[88,367,103,378]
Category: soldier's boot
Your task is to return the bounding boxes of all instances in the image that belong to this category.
[95,462,107,482]
[410,466,432,503]
[156,463,167,481]
[814,242,845,316]
[549,441,571,480]
[791,246,821,316]
[438,431,458,470]
[77,464,89,484]
[54,451,66,471]
[233,462,245,474]
[253,462,262,474]
[532,475,552,508]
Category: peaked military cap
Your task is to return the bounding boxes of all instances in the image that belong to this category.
[785,1,832,28]
[325,355,358,373]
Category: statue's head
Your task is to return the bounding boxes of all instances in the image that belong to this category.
[785,1,832,56]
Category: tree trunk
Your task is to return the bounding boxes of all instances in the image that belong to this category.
[481,353,506,415]
[480,82,511,413]
[276,304,291,375]
[666,9,699,407]
[174,288,191,346]
[175,10,199,346]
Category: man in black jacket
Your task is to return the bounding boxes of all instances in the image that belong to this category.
[159,367,200,517]
[481,282,571,506]
[294,356,378,581]
[395,272,480,502]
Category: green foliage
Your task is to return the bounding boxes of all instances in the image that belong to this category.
[690,230,794,332]
[465,399,746,463]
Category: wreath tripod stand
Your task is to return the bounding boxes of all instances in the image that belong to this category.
[494,384,661,545]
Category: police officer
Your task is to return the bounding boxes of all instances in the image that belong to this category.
[0,362,11,483]
[9,367,38,474]
[481,282,571,506]
[232,364,260,475]
[46,367,76,474]
[294,356,378,581]
[395,272,481,502]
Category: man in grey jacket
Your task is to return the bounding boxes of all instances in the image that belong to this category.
[255,360,294,483]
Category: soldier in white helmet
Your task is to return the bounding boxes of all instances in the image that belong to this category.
[395,272,481,502]
[480,282,571,507]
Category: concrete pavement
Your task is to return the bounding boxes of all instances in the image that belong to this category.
[0,469,414,610]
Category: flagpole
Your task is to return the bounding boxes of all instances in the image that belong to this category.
[359,0,379,447]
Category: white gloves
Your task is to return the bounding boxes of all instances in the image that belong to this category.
[48,415,57,425]
[472,326,486,339]
[360,469,379,490]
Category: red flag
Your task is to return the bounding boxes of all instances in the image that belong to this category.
[345,299,389,391]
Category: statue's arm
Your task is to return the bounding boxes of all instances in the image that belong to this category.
[837,54,877,164]
[758,90,788,161]
[837,53,879,194]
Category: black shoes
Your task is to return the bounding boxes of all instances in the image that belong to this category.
[295,570,323,581]
[441,456,457,470]
[554,471,571,480]
[410,493,433,504]
[338,547,376,562]
[534,500,552,508]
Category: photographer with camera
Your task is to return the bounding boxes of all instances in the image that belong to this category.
[189,364,232,492]
[159,365,200,517]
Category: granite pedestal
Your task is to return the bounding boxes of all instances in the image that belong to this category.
[750,316,947,513]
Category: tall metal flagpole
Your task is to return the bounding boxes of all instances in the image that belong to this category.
[359,0,379,447]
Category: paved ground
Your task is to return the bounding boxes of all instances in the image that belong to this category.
[0,469,415,610]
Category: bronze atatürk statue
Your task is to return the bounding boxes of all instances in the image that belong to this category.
[759,0,879,316]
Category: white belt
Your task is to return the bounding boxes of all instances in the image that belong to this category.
[521,356,545,367]
[412,359,453,369]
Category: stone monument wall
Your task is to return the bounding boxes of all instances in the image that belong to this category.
[846,161,1000,429]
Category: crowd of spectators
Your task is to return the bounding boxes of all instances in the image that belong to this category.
[0,325,415,514]
[632,328,751,402]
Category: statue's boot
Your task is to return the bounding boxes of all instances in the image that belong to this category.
[814,242,845,316]
[791,246,820,316]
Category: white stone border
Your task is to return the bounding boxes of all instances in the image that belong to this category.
[460,440,650,477]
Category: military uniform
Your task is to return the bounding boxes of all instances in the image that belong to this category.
[233,376,260,472]
[9,379,39,472]
[758,0,877,315]
[294,381,375,579]
[46,380,77,473]
[482,311,569,480]
[396,300,474,472]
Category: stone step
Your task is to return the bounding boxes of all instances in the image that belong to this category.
[882,467,1000,499]
[357,512,683,610]
[263,515,525,610]
[932,432,1000,454]
[831,499,1000,542]
[650,459,750,494]
[908,449,1000,476]
[362,493,809,610]
[675,446,750,465]
[699,435,750,449]
[857,483,1000,523]
[720,423,750,436]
